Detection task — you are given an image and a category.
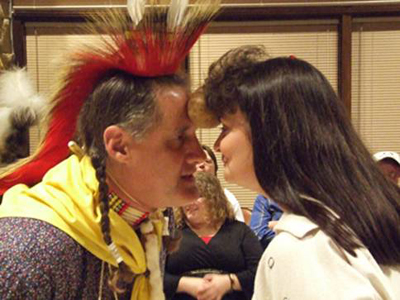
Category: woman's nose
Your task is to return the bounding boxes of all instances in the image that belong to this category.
[214,137,221,152]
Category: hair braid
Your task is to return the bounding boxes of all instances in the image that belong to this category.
[91,156,111,244]
[91,155,137,293]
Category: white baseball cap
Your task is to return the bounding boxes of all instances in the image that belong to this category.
[373,151,400,165]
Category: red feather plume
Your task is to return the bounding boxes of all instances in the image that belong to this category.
[0,1,220,194]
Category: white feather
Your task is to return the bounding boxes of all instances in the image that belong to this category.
[167,0,189,30]
[0,68,47,150]
[0,68,46,116]
[127,0,146,27]
[0,108,13,151]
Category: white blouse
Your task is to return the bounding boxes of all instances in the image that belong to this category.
[253,212,400,300]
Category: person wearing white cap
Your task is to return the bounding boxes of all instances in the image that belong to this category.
[373,151,400,185]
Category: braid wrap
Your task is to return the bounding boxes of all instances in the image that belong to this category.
[91,155,136,293]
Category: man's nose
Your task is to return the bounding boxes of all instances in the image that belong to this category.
[187,137,206,164]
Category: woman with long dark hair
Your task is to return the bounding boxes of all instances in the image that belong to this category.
[200,45,400,299]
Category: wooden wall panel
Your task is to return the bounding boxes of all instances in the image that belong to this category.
[13,0,400,7]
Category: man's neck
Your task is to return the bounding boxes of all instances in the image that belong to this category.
[106,172,155,213]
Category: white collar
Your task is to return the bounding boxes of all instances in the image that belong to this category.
[274,212,319,239]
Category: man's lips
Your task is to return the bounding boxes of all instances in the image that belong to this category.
[181,174,195,183]
[181,167,197,178]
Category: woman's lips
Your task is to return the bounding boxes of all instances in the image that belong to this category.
[221,155,228,166]
[184,204,198,214]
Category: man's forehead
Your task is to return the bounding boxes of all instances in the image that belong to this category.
[154,87,193,133]
[156,84,188,100]
[156,86,187,111]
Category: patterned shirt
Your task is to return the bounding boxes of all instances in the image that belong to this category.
[0,217,132,299]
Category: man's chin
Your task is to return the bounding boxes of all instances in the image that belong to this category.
[175,188,199,207]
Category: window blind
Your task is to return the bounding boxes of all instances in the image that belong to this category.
[352,20,400,156]
[26,25,103,153]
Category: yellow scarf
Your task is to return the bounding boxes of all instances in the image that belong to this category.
[0,154,163,300]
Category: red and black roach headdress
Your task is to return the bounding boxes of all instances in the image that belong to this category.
[0,0,220,194]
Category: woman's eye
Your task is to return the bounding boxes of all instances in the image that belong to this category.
[220,125,229,134]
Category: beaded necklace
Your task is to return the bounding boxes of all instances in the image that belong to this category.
[108,191,149,228]
[99,191,165,300]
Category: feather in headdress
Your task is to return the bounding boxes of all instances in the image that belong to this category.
[0,68,46,165]
[167,0,189,30]
[0,0,220,194]
[127,0,146,26]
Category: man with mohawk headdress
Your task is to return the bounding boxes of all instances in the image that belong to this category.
[0,1,220,299]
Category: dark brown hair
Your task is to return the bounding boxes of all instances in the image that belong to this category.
[204,45,400,266]
[202,144,218,174]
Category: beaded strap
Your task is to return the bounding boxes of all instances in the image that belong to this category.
[108,191,149,227]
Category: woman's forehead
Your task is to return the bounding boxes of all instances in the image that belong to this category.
[221,110,249,128]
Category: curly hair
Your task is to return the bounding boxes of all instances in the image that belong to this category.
[204,45,400,266]
[204,45,269,119]
[176,172,235,228]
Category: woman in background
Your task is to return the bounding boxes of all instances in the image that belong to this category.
[196,144,245,222]
[201,45,400,299]
[164,171,262,300]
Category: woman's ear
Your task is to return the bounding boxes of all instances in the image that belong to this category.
[103,125,131,163]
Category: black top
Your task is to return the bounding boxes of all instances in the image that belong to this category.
[164,220,263,300]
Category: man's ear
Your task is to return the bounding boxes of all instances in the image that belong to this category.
[103,125,131,163]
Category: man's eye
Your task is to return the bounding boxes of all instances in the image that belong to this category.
[176,133,189,146]
[167,135,186,149]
